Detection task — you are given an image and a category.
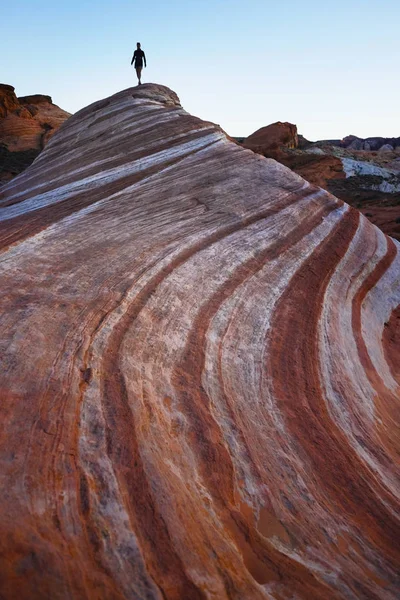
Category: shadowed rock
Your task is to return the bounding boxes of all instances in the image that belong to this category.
[0,84,399,600]
[0,84,70,184]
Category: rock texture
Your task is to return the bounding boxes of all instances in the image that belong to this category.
[0,84,70,184]
[0,84,399,600]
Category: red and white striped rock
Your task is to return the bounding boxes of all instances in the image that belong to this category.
[0,84,399,600]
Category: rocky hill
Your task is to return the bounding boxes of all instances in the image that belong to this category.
[0,84,399,600]
[0,83,70,184]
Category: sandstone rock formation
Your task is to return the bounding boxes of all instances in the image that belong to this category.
[315,135,400,152]
[243,121,298,154]
[0,84,70,184]
[0,84,399,600]
[0,84,20,117]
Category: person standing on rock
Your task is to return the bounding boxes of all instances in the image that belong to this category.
[131,43,147,85]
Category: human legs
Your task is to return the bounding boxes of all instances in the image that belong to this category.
[135,66,142,84]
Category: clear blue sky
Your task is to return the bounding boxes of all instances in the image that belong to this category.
[2,0,399,140]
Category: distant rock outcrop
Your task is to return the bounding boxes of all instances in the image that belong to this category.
[0,84,399,600]
[0,84,70,184]
[243,121,298,154]
[325,134,400,152]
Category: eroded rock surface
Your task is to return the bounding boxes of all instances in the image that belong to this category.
[0,83,71,184]
[0,84,399,600]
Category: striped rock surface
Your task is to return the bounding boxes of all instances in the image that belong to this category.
[0,84,399,600]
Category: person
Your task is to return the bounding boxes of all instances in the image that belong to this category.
[131,42,147,85]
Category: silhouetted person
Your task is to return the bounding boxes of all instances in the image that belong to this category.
[131,42,146,85]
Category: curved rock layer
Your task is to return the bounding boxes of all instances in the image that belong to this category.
[0,84,399,600]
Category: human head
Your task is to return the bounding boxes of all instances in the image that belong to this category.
[137,42,141,49]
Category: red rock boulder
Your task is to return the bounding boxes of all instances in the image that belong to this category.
[243,121,298,155]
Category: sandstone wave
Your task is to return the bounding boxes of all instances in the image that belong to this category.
[0,84,399,600]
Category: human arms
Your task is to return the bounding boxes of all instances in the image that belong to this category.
[143,52,147,67]
[130,50,136,66]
